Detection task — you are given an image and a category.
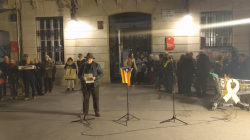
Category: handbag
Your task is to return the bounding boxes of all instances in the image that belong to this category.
[65,69,77,80]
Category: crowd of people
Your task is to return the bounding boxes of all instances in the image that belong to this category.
[124,50,250,98]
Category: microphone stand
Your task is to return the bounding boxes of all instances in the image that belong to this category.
[160,59,188,125]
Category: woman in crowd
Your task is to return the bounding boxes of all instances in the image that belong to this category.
[148,54,155,85]
[34,58,44,95]
[214,55,225,77]
[154,55,162,91]
[43,56,53,93]
[49,57,57,92]
[8,59,19,99]
[124,52,137,87]
[136,53,147,85]
[183,53,195,96]
[64,57,77,91]
[176,54,185,94]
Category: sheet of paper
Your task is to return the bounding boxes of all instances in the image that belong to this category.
[85,73,94,83]
[18,65,35,70]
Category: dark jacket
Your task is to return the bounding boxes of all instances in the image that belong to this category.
[43,61,53,78]
[77,59,86,68]
[223,59,231,75]
[147,59,154,72]
[176,60,184,77]
[52,63,57,82]
[8,65,19,84]
[0,68,6,85]
[196,54,210,75]
[34,62,45,78]
[183,58,195,77]
[22,62,36,81]
[228,59,248,79]
[79,61,104,90]
[154,60,162,76]
[64,62,77,70]
[214,62,225,78]
[0,61,9,79]
[163,60,174,76]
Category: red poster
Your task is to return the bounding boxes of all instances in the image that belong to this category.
[166,37,175,50]
[11,41,18,52]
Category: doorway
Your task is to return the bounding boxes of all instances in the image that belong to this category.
[109,12,152,83]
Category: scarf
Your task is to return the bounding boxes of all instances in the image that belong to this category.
[66,61,74,65]
[9,63,16,69]
[164,60,172,68]
[78,58,84,61]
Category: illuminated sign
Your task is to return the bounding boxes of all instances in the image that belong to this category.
[165,37,175,50]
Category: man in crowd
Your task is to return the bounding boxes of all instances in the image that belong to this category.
[19,54,28,95]
[0,66,6,100]
[0,56,9,96]
[228,53,248,79]
[21,58,36,100]
[43,55,53,93]
[79,53,103,117]
[77,53,86,90]
[49,57,56,91]
[195,50,210,97]
[34,58,44,96]
[148,54,155,85]
[223,53,232,76]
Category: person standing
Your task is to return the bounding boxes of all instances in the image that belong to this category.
[34,58,44,95]
[176,54,185,94]
[64,57,77,91]
[77,53,86,90]
[136,53,147,85]
[223,53,232,76]
[80,53,103,117]
[43,56,53,93]
[163,55,174,94]
[214,55,225,78]
[195,50,210,97]
[183,53,195,96]
[228,54,248,79]
[0,56,9,96]
[8,59,19,99]
[154,55,163,91]
[124,52,137,87]
[18,54,28,95]
[21,58,36,100]
[148,54,155,85]
[0,66,6,100]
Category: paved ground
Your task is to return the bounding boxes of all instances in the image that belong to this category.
[0,83,250,140]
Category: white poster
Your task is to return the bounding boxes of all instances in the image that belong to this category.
[162,10,175,18]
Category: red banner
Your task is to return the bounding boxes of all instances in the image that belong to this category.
[166,37,175,50]
[11,41,18,52]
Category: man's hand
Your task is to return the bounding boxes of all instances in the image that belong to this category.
[93,77,96,81]
[46,68,49,70]
[83,77,86,81]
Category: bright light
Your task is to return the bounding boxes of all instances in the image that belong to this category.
[176,15,197,35]
[201,18,250,29]
[65,19,92,39]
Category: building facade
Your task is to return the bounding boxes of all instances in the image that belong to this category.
[1,0,250,85]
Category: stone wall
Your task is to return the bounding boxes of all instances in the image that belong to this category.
[19,0,250,85]
[0,0,19,61]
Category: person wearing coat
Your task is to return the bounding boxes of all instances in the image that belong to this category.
[136,53,147,84]
[195,50,210,97]
[183,53,195,96]
[8,59,19,99]
[77,53,86,90]
[48,57,56,91]
[34,58,45,95]
[64,57,77,91]
[43,55,53,93]
[154,55,163,91]
[214,55,225,78]
[148,54,155,85]
[0,56,9,96]
[124,52,138,87]
[176,54,185,94]
[21,58,36,100]
[79,53,104,117]
[163,56,174,93]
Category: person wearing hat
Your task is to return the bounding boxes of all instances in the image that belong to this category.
[43,55,53,93]
[64,57,77,91]
[78,53,103,117]
[77,53,86,91]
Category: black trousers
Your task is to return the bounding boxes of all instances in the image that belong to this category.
[196,74,208,96]
[130,70,136,85]
[36,76,43,94]
[2,83,6,96]
[177,76,183,94]
[44,78,52,92]
[82,85,99,114]
[183,75,193,95]
[137,72,144,83]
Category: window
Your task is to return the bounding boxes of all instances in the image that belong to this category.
[201,11,233,47]
[36,17,64,65]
